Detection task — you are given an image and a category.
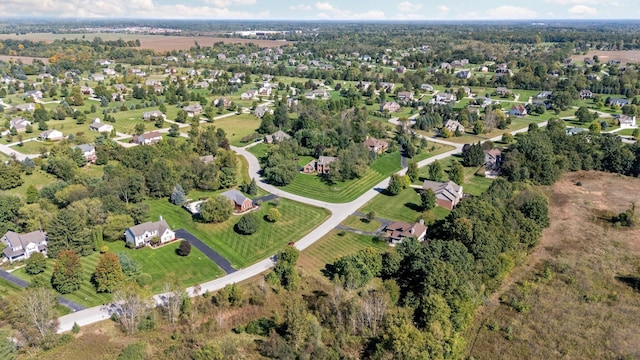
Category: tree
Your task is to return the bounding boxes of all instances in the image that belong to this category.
[0,329,15,360]
[47,209,92,257]
[93,252,125,293]
[9,287,58,346]
[0,162,23,190]
[473,121,484,135]
[406,161,419,182]
[177,240,191,256]
[111,282,153,334]
[25,252,47,275]
[462,142,485,167]
[117,252,141,278]
[103,214,134,241]
[575,106,595,123]
[161,278,188,324]
[428,160,444,181]
[199,195,234,223]
[168,123,180,137]
[589,121,601,133]
[271,246,300,291]
[266,207,282,222]
[169,184,186,205]
[387,174,403,195]
[52,250,82,294]
[25,184,40,204]
[235,212,260,235]
[449,160,465,185]
[421,189,437,211]
[247,178,258,196]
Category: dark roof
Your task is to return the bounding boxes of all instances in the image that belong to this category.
[221,189,251,206]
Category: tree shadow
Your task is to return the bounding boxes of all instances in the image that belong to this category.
[404,202,423,212]
[616,275,640,292]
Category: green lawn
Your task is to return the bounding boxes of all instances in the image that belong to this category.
[0,277,23,298]
[247,142,269,159]
[5,168,58,199]
[360,187,424,223]
[616,129,637,136]
[280,145,453,203]
[417,156,495,196]
[297,230,390,275]
[210,113,260,147]
[341,215,381,232]
[146,197,330,268]
[11,240,223,307]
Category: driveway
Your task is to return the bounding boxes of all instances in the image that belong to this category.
[175,229,237,274]
[56,296,86,312]
[0,269,28,287]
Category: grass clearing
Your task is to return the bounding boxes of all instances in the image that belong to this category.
[146,197,330,268]
[297,230,389,275]
[360,187,423,223]
[467,171,640,359]
[5,168,58,199]
[210,113,260,147]
[341,215,381,232]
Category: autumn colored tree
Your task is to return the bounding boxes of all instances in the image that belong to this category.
[52,250,82,294]
[93,252,125,293]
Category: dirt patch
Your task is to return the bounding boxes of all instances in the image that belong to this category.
[0,55,49,64]
[0,33,290,52]
[467,171,640,359]
[572,50,640,65]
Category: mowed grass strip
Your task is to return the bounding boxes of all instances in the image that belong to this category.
[147,197,330,268]
[341,215,381,232]
[360,187,424,223]
[297,230,390,275]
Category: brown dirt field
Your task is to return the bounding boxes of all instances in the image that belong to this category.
[0,33,290,52]
[0,55,49,64]
[571,50,640,65]
[466,171,640,360]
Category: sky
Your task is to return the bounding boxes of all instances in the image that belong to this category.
[1,0,638,20]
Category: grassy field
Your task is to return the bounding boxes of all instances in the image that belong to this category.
[297,230,390,275]
[280,144,453,203]
[5,168,58,199]
[467,171,640,359]
[247,142,269,159]
[341,215,381,232]
[146,197,330,268]
[11,240,223,307]
[360,187,424,223]
[210,113,260,147]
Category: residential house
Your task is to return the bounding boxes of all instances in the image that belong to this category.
[71,144,97,163]
[103,68,116,76]
[80,86,94,96]
[264,130,291,144]
[25,90,43,101]
[89,118,113,133]
[397,91,414,103]
[536,91,553,99]
[484,148,502,177]
[131,131,163,145]
[422,180,464,210]
[254,105,273,118]
[496,87,510,97]
[420,84,434,91]
[305,89,330,100]
[384,221,427,245]
[509,104,528,117]
[456,70,471,79]
[579,89,593,99]
[38,129,64,141]
[442,120,465,133]
[1,230,47,263]
[241,89,258,100]
[608,98,629,107]
[113,84,127,93]
[194,81,209,89]
[440,62,452,70]
[9,117,31,132]
[434,93,456,104]
[380,101,401,113]
[183,103,203,117]
[396,66,407,73]
[363,137,389,154]
[619,115,637,128]
[199,154,215,164]
[296,64,309,73]
[566,127,588,136]
[13,103,35,112]
[303,156,337,175]
[91,74,105,82]
[379,82,395,90]
[124,218,175,248]
[221,189,254,213]
[143,110,166,121]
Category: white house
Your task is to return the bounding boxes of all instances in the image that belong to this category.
[89,118,114,133]
[124,218,175,248]
[2,230,47,263]
[71,144,97,163]
[619,115,637,128]
[38,129,64,141]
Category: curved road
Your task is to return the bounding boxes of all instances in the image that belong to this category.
[57,119,548,333]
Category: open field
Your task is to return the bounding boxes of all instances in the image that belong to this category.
[360,187,424,223]
[146,197,330,268]
[209,113,260,147]
[467,171,640,359]
[571,50,640,65]
[341,215,381,232]
[0,33,291,51]
[0,55,49,64]
[297,230,389,275]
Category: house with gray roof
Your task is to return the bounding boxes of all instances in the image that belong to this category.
[264,130,291,144]
[2,230,47,263]
[10,117,31,132]
[71,144,96,163]
[422,180,464,210]
[124,218,175,248]
[221,189,254,213]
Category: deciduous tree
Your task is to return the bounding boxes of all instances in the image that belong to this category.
[93,252,125,293]
[199,195,234,223]
[9,287,58,346]
[111,282,153,334]
[52,250,82,294]
[25,252,47,275]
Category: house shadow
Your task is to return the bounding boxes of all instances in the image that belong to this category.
[404,202,423,212]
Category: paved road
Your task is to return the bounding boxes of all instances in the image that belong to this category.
[0,269,29,287]
[56,296,86,312]
[56,117,551,334]
[175,229,237,274]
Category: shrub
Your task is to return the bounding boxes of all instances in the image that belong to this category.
[177,240,191,256]
[235,213,260,235]
[25,252,47,275]
[265,208,281,222]
[117,342,147,360]
[136,273,152,287]
[72,322,80,334]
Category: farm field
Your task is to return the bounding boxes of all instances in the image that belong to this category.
[146,197,330,268]
[570,50,640,65]
[0,33,291,51]
[467,171,640,359]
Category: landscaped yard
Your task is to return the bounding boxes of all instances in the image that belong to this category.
[297,230,389,275]
[341,215,381,232]
[360,187,423,223]
[146,197,330,268]
[11,240,223,307]
[280,144,453,203]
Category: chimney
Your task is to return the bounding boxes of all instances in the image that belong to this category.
[419,219,424,225]
[159,215,163,221]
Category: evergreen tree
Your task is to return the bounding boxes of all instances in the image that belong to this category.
[462,142,484,167]
[406,161,419,182]
[427,160,444,182]
[449,161,465,185]
[169,184,187,205]
[46,209,92,257]
[421,189,437,211]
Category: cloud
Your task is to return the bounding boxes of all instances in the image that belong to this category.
[315,2,335,11]
[398,1,422,12]
[290,4,311,11]
[314,2,384,20]
[438,5,450,14]
[206,0,256,6]
[545,0,609,3]
[351,10,385,20]
[486,5,537,19]
[568,5,598,16]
